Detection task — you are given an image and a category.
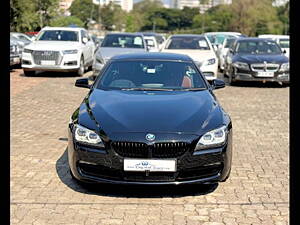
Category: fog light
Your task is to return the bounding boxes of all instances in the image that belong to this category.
[64,61,77,66]
[22,60,31,65]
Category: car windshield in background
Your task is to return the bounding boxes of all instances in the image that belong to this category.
[279,39,289,48]
[166,37,210,50]
[37,30,79,41]
[97,60,207,91]
[224,38,236,48]
[236,40,282,54]
[101,35,144,48]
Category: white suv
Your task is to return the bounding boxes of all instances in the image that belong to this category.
[22,27,95,76]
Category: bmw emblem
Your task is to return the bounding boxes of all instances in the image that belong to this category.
[146,133,155,141]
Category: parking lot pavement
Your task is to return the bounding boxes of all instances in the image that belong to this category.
[11,69,289,225]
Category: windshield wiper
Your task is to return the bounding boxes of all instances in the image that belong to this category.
[121,88,175,91]
[177,88,206,91]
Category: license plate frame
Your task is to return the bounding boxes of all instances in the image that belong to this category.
[41,60,56,66]
[124,159,177,172]
[256,71,274,77]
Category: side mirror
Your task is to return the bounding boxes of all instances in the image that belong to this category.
[283,49,286,54]
[212,79,225,90]
[75,78,90,88]
[82,37,88,44]
[229,49,234,54]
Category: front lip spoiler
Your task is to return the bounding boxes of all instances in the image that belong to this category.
[76,167,221,185]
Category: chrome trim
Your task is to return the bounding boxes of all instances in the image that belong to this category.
[250,63,279,72]
[32,50,63,65]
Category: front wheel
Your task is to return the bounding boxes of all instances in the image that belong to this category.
[77,57,85,76]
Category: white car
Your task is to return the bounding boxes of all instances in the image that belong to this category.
[161,34,218,81]
[22,27,95,76]
[144,36,159,52]
[218,37,238,71]
[258,34,289,58]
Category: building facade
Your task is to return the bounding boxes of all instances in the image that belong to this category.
[93,0,133,12]
[59,0,75,16]
[172,0,232,11]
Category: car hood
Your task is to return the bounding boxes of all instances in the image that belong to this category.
[98,47,147,60]
[25,41,82,51]
[234,53,288,64]
[81,89,223,136]
[161,49,216,62]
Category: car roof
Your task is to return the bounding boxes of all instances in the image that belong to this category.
[204,32,242,35]
[106,32,143,36]
[41,26,85,31]
[169,34,205,38]
[236,37,276,42]
[111,52,192,61]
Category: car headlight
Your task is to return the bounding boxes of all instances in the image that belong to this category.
[74,124,104,146]
[279,62,289,71]
[233,61,249,70]
[204,58,216,66]
[195,125,227,150]
[23,48,33,53]
[63,49,78,54]
[95,54,104,64]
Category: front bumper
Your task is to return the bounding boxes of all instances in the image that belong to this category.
[10,56,20,66]
[68,127,232,185]
[21,52,80,72]
[92,60,105,76]
[199,63,218,81]
[233,67,290,83]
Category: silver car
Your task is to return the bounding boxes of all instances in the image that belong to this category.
[93,33,148,76]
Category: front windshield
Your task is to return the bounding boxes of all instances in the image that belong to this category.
[166,37,210,50]
[279,39,289,48]
[97,60,207,91]
[101,35,144,48]
[235,40,282,54]
[37,30,79,41]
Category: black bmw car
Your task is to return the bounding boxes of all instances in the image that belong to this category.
[224,38,289,85]
[68,53,232,185]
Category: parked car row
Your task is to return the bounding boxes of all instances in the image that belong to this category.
[11,26,289,85]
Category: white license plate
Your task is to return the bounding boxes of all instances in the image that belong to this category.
[124,159,176,172]
[257,72,274,77]
[13,58,19,63]
[41,60,56,66]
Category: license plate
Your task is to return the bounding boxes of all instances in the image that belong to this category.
[13,58,19,63]
[41,60,55,66]
[124,159,176,172]
[256,72,274,77]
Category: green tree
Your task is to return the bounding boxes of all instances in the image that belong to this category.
[100,2,127,31]
[50,16,84,27]
[69,0,99,27]
[10,0,59,32]
[230,0,279,36]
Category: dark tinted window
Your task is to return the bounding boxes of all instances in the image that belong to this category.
[101,34,144,48]
[166,37,210,50]
[224,38,236,48]
[235,40,282,54]
[38,30,79,41]
[97,60,206,90]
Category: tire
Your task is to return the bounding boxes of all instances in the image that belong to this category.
[228,67,236,86]
[23,70,35,76]
[77,56,85,76]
